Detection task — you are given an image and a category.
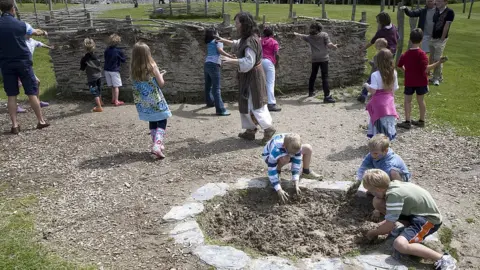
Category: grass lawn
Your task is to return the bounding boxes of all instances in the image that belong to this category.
[1,3,479,136]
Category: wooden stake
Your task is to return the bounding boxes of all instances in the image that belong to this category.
[381,0,385,12]
[468,0,474,19]
[321,0,326,18]
[395,2,404,65]
[351,0,356,21]
[33,0,39,26]
[463,0,466,13]
[169,0,173,15]
[204,0,208,17]
[256,0,259,20]
[222,0,225,15]
[239,0,243,13]
[289,0,293,18]
[64,0,69,15]
[361,11,366,22]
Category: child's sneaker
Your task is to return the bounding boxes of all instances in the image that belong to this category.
[357,95,366,103]
[17,106,26,113]
[434,254,457,270]
[397,121,411,129]
[151,144,165,159]
[92,107,103,112]
[323,95,336,103]
[411,120,425,127]
[238,128,257,141]
[114,101,125,106]
[302,170,323,180]
[39,101,49,107]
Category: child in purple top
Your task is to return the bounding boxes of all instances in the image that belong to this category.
[364,12,399,56]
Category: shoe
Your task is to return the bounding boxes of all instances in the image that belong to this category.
[36,122,50,129]
[434,254,457,270]
[411,120,425,127]
[238,129,257,141]
[151,144,165,159]
[397,121,411,129]
[268,104,282,112]
[323,95,336,103]
[308,91,316,97]
[262,127,276,144]
[434,80,440,86]
[114,101,125,106]
[429,78,435,83]
[17,106,26,113]
[357,95,366,103]
[10,125,20,134]
[216,110,231,116]
[302,170,323,180]
[92,107,103,112]
[39,101,49,107]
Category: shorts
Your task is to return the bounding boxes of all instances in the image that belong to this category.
[399,215,441,243]
[421,35,431,53]
[404,86,429,96]
[1,60,38,96]
[104,71,122,87]
[88,78,102,97]
[18,75,39,88]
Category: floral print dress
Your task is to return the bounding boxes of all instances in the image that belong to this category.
[132,77,172,122]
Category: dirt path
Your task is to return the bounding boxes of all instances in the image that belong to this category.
[1,95,479,269]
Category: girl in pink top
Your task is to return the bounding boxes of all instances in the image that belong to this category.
[364,49,399,140]
[261,27,281,112]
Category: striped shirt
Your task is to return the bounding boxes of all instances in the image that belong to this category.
[385,181,442,224]
[262,134,302,191]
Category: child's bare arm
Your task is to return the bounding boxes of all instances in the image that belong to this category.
[366,220,396,240]
[217,47,234,58]
[217,36,234,46]
[327,43,338,50]
[364,83,376,95]
[426,56,448,71]
[152,65,165,88]
[31,29,47,36]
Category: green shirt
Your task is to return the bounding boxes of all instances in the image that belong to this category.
[385,181,442,225]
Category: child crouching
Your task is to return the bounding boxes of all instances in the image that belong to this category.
[131,42,171,159]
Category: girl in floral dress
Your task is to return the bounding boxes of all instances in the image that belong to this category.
[131,42,172,158]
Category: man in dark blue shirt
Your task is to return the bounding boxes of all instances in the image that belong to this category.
[0,0,50,134]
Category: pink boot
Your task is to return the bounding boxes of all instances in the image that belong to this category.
[151,128,166,158]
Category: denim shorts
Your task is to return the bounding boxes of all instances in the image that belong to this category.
[88,78,102,98]
[1,60,38,96]
[399,215,441,243]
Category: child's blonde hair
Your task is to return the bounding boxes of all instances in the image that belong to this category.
[84,38,96,52]
[284,133,302,154]
[374,38,388,50]
[130,42,155,81]
[108,34,121,46]
[375,48,395,91]
[362,169,390,190]
[368,134,390,151]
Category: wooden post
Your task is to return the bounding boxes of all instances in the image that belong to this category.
[223,13,231,24]
[64,0,69,15]
[342,0,344,4]
[361,11,366,22]
[289,0,293,18]
[14,0,21,20]
[45,15,51,24]
[348,0,351,4]
[417,0,420,7]
[388,0,390,9]
[262,14,265,24]
[187,0,191,14]
[169,0,173,15]
[468,0,474,19]
[395,2,404,65]
[255,0,259,20]
[204,0,208,17]
[48,0,52,13]
[83,0,86,13]
[393,0,396,11]
[125,15,132,27]
[33,0,39,26]
[351,0,356,21]
[321,0,326,18]
[463,0,466,13]
[239,0,242,12]
[152,0,156,13]
[86,12,93,28]
[222,0,225,15]
[381,0,385,11]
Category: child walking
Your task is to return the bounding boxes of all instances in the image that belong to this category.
[293,22,338,103]
[80,38,104,112]
[104,33,126,106]
[130,42,172,159]
[364,49,399,140]
[397,28,448,129]
[362,169,457,270]
[357,38,388,103]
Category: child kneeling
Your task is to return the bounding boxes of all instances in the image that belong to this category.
[363,169,457,270]
[262,133,322,203]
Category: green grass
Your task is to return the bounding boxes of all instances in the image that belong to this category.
[15,2,80,13]
[0,194,94,270]
[465,217,475,224]
[438,226,459,261]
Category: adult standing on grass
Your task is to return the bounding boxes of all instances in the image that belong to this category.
[363,12,399,57]
[261,26,281,112]
[0,0,50,134]
[429,0,454,86]
[216,12,277,143]
[400,0,436,55]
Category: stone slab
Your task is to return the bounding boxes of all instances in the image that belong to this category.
[194,245,251,270]
[298,258,343,269]
[353,254,408,270]
[162,202,204,222]
[190,183,229,201]
[299,179,354,193]
[233,178,269,190]
[249,256,297,270]
[424,231,440,242]
[169,220,204,246]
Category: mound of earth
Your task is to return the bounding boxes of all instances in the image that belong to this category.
[198,187,377,258]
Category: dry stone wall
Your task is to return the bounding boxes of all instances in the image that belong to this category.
[48,18,367,102]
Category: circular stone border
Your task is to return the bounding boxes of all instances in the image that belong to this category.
[162,178,440,269]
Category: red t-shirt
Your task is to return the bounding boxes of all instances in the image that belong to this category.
[398,48,429,87]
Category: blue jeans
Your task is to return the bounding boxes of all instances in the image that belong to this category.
[360,75,372,98]
[204,62,226,114]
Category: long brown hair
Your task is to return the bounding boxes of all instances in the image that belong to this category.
[130,42,155,81]
[375,49,395,91]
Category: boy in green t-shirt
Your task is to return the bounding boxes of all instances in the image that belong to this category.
[362,169,457,270]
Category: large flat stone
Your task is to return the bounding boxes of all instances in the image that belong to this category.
[169,220,204,246]
[190,183,229,201]
[162,202,204,222]
[299,179,354,193]
[353,254,408,269]
[233,178,269,190]
[249,256,297,270]
[194,245,251,270]
[298,258,343,269]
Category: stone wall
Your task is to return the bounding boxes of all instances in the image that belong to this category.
[47,18,367,102]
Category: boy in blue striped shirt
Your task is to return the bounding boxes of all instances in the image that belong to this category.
[262,133,322,202]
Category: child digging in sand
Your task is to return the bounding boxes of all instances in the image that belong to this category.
[362,169,457,270]
[262,133,322,203]
[80,38,104,112]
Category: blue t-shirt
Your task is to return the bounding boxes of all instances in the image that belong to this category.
[205,40,223,65]
[0,13,34,65]
[357,148,411,181]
